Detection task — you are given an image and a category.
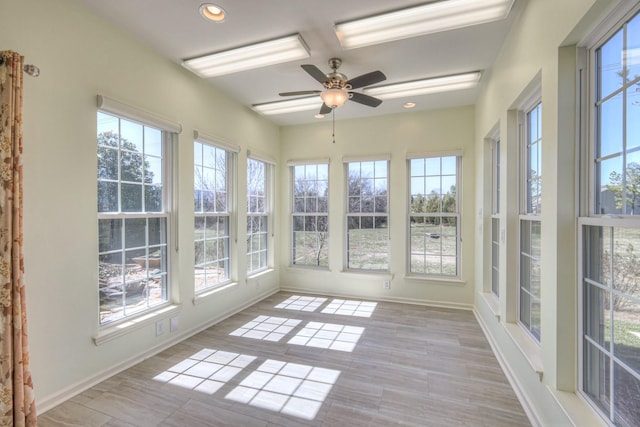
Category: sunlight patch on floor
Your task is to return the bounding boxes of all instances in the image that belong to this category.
[225,359,340,420]
[229,315,301,342]
[288,322,364,352]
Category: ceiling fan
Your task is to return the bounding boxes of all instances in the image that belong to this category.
[279,58,386,115]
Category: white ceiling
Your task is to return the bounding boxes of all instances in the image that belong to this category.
[77,0,522,126]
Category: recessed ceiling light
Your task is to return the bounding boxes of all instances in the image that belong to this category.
[364,71,482,99]
[335,0,515,49]
[182,34,310,78]
[200,4,226,22]
[403,102,416,109]
[315,114,325,119]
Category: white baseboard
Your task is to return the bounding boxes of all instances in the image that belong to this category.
[473,307,543,427]
[37,287,279,414]
[278,286,473,311]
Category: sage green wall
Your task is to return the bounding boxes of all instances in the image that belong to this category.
[1,0,281,410]
[279,106,475,308]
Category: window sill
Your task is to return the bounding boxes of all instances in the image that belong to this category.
[404,275,466,286]
[193,282,239,305]
[480,291,500,320]
[504,322,543,380]
[93,304,181,346]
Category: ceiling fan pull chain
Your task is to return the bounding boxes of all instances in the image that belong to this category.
[332,109,336,144]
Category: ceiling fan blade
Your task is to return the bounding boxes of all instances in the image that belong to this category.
[347,70,387,89]
[279,90,321,96]
[319,103,332,115]
[301,64,328,85]
[349,92,383,107]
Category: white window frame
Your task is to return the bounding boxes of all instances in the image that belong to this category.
[518,95,542,343]
[97,97,178,326]
[578,4,640,425]
[247,154,273,275]
[491,138,501,297]
[344,156,390,272]
[289,159,330,269]
[407,152,462,278]
[193,132,238,293]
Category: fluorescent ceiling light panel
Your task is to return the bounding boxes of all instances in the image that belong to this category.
[335,0,515,49]
[252,96,321,115]
[183,34,310,78]
[364,72,481,99]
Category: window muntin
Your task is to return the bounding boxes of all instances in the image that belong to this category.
[346,160,389,270]
[492,140,501,296]
[520,101,542,342]
[291,163,329,267]
[194,141,232,292]
[97,111,169,325]
[247,158,269,274]
[408,155,460,276]
[581,10,640,426]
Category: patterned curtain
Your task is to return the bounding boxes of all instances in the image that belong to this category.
[0,51,37,426]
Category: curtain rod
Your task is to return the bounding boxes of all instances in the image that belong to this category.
[0,56,40,77]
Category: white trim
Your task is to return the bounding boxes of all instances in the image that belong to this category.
[342,153,391,163]
[97,95,182,133]
[286,157,330,166]
[193,130,240,153]
[406,149,463,159]
[247,149,276,165]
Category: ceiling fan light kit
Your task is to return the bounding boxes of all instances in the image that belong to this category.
[182,33,310,78]
[320,88,349,109]
[335,0,515,49]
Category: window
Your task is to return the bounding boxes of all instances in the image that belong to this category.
[580,9,640,425]
[97,111,169,325]
[492,139,501,296]
[247,157,270,274]
[194,140,234,292]
[291,163,329,267]
[519,100,542,342]
[345,159,389,270]
[408,155,460,276]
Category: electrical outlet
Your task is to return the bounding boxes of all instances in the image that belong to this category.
[383,279,391,290]
[155,320,165,336]
[255,279,261,289]
[170,316,179,332]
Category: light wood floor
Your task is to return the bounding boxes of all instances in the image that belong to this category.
[38,292,531,426]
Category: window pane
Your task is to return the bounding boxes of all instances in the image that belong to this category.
[145,185,162,212]
[583,340,610,416]
[144,127,162,157]
[599,94,624,158]
[98,181,118,212]
[124,218,146,249]
[99,219,122,253]
[97,147,118,180]
[599,29,624,99]
[614,362,640,426]
[121,183,143,212]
